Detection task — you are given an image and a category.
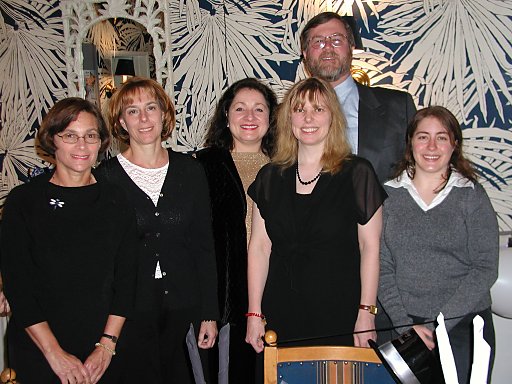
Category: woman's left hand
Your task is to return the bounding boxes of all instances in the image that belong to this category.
[84,345,113,384]
[353,310,377,347]
[197,321,218,349]
[0,290,10,316]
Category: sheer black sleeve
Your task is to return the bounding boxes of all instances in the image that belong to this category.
[247,163,276,218]
[351,157,388,224]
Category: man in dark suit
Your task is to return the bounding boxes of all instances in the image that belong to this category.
[301,12,416,344]
[301,12,416,183]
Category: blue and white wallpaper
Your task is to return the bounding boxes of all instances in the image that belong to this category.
[0,0,511,228]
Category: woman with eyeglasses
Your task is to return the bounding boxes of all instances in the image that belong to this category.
[0,98,138,383]
[95,77,218,383]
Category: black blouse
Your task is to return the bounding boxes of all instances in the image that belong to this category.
[248,156,386,344]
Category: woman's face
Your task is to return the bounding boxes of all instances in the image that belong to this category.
[291,93,332,149]
[119,89,164,147]
[54,111,101,176]
[411,116,455,178]
[227,88,270,152]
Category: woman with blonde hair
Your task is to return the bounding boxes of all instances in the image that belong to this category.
[246,77,386,352]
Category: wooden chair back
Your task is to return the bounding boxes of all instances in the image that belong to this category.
[263,330,396,384]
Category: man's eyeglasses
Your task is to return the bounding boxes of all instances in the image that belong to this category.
[309,33,348,49]
[56,132,101,144]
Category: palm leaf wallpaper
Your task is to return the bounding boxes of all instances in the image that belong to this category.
[0,0,511,229]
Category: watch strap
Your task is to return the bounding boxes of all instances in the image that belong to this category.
[102,333,118,343]
[359,304,378,315]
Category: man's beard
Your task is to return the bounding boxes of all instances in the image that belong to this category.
[305,51,352,83]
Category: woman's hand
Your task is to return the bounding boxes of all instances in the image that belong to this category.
[413,325,435,350]
[0,290,10,316]
[44,347,91,384]
[198,321,217,349]
[84,344,114,384]
[245,316,265,353]
[353,310,376,347]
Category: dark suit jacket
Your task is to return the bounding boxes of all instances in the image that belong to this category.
[356,83,417,183]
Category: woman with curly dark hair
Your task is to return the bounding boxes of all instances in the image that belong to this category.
[195,78,277,383]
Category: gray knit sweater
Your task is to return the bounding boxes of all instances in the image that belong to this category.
[379,180,499,331]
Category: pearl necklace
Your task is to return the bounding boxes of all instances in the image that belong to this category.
[296,164,322,185]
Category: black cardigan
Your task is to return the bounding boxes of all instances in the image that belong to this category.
[95,149,219,320]
[195,147,248,324]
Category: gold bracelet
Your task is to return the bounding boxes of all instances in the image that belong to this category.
[95,342,116,356]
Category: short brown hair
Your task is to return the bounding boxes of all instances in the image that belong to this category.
[273,77,352,174]
[300,12,355,52]
[37,97,110,155]
[108,77,175,144]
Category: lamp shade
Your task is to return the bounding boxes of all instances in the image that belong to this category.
[115,58,135,76]
[369,329,444,384]
[342,15,364,53]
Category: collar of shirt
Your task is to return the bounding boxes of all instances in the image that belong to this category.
[385,170,474,211]
[334,76,359,153]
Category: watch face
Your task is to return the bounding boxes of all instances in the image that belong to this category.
[360,304,378,315]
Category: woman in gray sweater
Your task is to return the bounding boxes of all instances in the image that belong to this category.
[379,106,498,384]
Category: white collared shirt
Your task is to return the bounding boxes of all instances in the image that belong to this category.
[385,170,474,212]
[334,76,359,153]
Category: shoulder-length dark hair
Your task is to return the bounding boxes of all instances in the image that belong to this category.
[38,97,110,155]
[394,105,477,183]
[108,77,175,144]
[205,78,278,157]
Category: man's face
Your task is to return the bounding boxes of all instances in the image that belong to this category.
[302,19,354,86]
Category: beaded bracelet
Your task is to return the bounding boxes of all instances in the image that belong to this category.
[95,342,116,356]
[245,312,267,325]
[245,312,265,320]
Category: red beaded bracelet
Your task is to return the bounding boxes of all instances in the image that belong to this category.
[245,312,265,319]
[245,312,267,324]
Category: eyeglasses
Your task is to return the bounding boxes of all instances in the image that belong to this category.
[309,33,348,49]
[56,132,101,144]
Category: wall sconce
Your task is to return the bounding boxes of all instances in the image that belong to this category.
[342,16,364,54]
[114,58,135,84]
[351,67,371,86]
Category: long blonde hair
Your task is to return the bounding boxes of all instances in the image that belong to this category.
[273,77,352,174]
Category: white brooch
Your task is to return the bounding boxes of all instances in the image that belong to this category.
[49,198,65,209]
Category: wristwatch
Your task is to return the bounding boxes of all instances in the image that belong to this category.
[102,333,118,343]
[359,304,378,315]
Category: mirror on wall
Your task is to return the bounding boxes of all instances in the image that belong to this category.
[61,0,173,99]
[111,53,150,88]
[82,17,155,106]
